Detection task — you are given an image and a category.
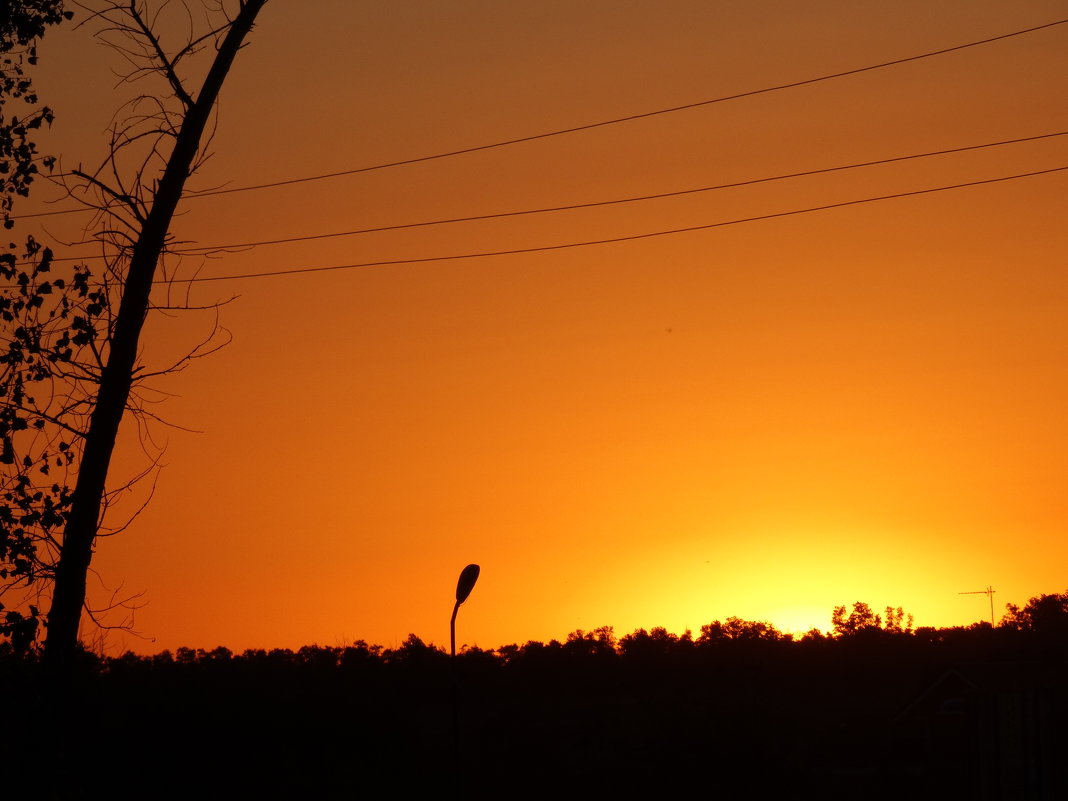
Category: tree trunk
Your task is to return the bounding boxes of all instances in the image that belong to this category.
[44,0,269,663]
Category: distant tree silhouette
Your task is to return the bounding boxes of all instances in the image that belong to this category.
[386,633,449,669]
[832,602,916,640]
[618,626,693,660]
[1000,590,1068,636]
[882,605,914,634]
[340,640,384,672]
[698,616,786,643]
[831,602,882,637]
[563,626,617,658]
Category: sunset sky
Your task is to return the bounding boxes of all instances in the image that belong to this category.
[13,0,1068,654]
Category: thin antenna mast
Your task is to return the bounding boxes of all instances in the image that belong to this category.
[959,585,996,626]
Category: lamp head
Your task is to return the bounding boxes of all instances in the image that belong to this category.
[455,563,480,604]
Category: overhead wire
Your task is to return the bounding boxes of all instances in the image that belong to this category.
[170,130,1068,254]
[178,18,1068,197]
[35,129,1068,264]
[159,165,1068,284]
[11,16,1068,222]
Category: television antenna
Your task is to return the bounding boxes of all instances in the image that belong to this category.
[959,585,996,626]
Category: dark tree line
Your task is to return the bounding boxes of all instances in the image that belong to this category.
[3,592,1066,799]
[4,590,1067,665]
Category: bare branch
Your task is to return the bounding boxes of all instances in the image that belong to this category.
[70,169,142,221]
[126,1,196,109]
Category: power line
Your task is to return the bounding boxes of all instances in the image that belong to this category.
[180,18,1068,197]
[6,165,1065,288]
[37,129,1068,264]
[158,165,1068,286]
[171,130,1068,254]
[12,16,1068,221]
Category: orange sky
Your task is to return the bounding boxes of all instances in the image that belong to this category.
[12,0,1068,654]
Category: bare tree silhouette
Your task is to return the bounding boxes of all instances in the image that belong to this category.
[0,0,270,662]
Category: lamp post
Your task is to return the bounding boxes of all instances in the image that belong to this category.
[451,563,480,658]
[450,563,480,795]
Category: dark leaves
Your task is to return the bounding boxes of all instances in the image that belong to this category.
[1,252,97,612]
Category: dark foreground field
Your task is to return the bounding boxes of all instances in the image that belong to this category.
[5,624,1067,800]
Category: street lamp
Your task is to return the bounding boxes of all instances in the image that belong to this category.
[451,563,480,658]
[449,563,481,792]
